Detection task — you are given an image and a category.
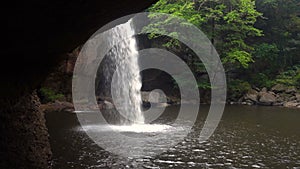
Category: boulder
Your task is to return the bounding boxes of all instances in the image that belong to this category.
[142,90,167,103]
[41,101,74,112]
[244,89,258,103]
[273,102,284,106]
[275,97,284,103]
[261,87,268,93]
[269,91,276,95]
[283,101,300,108]
[289,96,297,101]
[296,93,300,102]
[253,87,261,92]
[271,84,286,93]
[258,92,276,105]
[103,100,114,109]
[285,86,297,94]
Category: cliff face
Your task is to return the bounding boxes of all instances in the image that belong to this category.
[0,91,51,168]
[2,0,157,102]
[1,1,157,168]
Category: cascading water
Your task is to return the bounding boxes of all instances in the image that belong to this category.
[106,19,144,125]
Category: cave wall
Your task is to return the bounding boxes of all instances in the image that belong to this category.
[1,1,157,168]
[0,91,51,168]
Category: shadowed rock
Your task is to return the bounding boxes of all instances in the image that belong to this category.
[1,1,157,168]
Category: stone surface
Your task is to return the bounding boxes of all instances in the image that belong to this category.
[142,91,167,103]
[296,94,300,101]
[273,102,284,106]
[289,96,297,101]
[271,84,286,92]
[0,91,52,168]
[103,100,114,109]
[41,47,80,103]
[261,87,268,93]
[244,89,259,103]
[258,92,277,105]
[285,87,297,94]
[141,91,170,107]
[1,1,158,168]
[283,101,300,108]
[41,101,74,113]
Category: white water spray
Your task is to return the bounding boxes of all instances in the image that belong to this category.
[109,19,144,124]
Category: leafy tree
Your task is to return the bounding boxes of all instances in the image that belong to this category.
[144,0,300,97]
[39,87,64,103]
[250,43,279,75]
[255,0,300,69]
[145,0,263,70]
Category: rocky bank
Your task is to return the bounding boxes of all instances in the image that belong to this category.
[239,84,300,108]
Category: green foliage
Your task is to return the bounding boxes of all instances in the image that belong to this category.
[253,43,279,61]
[228,79,252,100]
[146,0,262,71]
[274,65,300,87]
[295,73,300,89]
[223,50,253,68]
[145,0,300,99]
[197,81,211,90]
[39,87,64,103]
[255,0,300,69]
[249,65,300,89]
[251,73,275,89]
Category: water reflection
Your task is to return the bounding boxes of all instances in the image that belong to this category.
[46,105,300,168]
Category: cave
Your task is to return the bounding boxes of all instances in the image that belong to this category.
[1,1,157,168]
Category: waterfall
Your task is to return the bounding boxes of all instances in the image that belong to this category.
[106,19,144,125]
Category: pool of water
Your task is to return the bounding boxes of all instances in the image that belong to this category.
[46,105,300,168]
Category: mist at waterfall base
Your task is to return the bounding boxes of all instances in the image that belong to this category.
[85,18,185,156]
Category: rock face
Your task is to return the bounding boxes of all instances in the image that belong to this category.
[286,86,297,94]
[283,101,300,108]
[0,91,51,168]
[1,1,158,168]
[41,47,80,103]
[141,90,171,107]
[40,101,74,113]
[242,84,300,108]
[244,89,259,103]
[271,84,286,93]
[258,92,277,105]
[296,94,300,101]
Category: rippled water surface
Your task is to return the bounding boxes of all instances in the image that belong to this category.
[46,105,300,168]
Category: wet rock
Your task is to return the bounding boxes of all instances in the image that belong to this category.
[258,92,276,105]
[283,101,300,108]
[104,100,114,109]
[245,100,255,105]
[244,89,258,103]
[96,100,115,110]
[41,101,74,112]
[142,91,165,103]
[141,90,170,106]
[273,102,284,106]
